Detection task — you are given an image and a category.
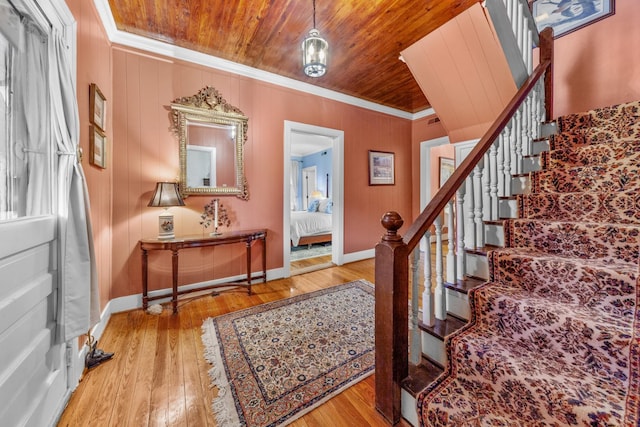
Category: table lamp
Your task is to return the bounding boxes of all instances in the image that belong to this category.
[148,182,185,240]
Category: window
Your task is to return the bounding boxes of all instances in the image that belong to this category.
[0,2,53,220]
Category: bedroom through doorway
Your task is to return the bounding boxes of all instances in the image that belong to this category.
[283,121,344,277]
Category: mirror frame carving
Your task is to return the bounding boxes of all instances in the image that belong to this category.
[171,86,249,199]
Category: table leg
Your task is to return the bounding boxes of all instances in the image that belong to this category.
[142,248,149,310]
[246,239,252,295]
[172,249,179,314]
[261,236,267,283]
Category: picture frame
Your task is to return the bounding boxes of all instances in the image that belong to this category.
[531,0,615,39]
[90,83,106,131]
[439,157,455,188]
[90,125,107,169]
[368,150,395,185]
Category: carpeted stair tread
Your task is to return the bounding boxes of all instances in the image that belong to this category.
[517,191,640,224]
[556,99,640,134]
[530,162,640,193]
[473,281,635,332]
[541,138,640,169]
[487,250,638,317]
[503,219,640,263]
[419,329,631,426]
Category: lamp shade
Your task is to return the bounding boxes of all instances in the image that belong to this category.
[148,182,185,207]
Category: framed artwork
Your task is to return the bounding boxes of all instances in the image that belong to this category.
[368,150,395,185]
[90,125,107,169]
[90,83,106,131]
[531,0,615,39]
[439,157,455,188]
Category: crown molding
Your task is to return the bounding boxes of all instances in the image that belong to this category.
[92,0,435,121]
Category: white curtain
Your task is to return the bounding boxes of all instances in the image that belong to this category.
[290,160,300,211]
[50,30,100,341]
[17,21,50,216]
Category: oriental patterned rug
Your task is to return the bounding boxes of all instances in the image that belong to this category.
[201,280,375,426]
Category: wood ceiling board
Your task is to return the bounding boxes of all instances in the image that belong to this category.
[106,0,481,113]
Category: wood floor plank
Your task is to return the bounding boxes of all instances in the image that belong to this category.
[59,260,412,426]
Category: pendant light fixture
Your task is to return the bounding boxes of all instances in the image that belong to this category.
[301,0,328,77]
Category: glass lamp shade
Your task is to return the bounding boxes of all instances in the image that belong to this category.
[148,182,185,240]
[302,29,328,77]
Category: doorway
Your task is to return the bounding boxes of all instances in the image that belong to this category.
[283,121,344,277]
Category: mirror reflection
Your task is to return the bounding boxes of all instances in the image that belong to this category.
[171,86,249,199]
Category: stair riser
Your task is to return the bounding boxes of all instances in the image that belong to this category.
[532,139,550,155]
[522,156,541,173]
[511,175,530,194]
[401,390,418,426]
[498,198,518,219]
[484,223,505,247]
[446,288,470,320]
[466,252,489,280]
[421,330,447,367]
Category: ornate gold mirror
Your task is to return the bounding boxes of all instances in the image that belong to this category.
[171,86,249,199]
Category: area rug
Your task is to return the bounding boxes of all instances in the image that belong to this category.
[290,243,332,261]
[201,279,375,426]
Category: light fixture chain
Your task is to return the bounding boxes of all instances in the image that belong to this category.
[313,0,316,29]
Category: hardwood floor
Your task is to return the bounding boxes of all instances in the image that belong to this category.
[57,259,411,426]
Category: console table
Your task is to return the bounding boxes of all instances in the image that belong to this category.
[140,229,267,313]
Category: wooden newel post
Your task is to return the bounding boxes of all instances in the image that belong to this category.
[375,211,409,425]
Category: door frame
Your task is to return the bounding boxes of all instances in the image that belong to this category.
[283,121,344,276]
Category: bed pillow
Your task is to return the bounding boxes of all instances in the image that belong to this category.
[318,198,332,213]
[307,199,320,212]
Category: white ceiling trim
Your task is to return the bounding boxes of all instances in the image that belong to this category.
[92,0,435,121]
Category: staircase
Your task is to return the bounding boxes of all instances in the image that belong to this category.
[402,101,640,425]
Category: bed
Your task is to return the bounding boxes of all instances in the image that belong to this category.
[290,198,333,247]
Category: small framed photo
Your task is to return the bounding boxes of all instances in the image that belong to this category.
[90,83,106,131]
[90,125,107,169]
[439,157,455,188]
[531,0,615,39]
[368,150,395,185]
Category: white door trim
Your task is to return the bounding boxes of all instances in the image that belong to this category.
[283,121,344,276]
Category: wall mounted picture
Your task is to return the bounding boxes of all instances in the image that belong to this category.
[439,157,455,188]
[531,0,615,39]
[90,83,106,131]
[90,125,107,169]
[368,150,395,185]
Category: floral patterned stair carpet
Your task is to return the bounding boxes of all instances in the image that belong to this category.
[417,100,640,426]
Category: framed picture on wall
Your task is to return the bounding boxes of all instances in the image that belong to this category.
[90,125,107,169]
[368,150,395,185]
[90,83,106,131]
[531,0,615,39]
[439,157,455,188]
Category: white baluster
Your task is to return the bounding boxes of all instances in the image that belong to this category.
[497,131,505,197]
[410,246,421,364]
[446,200,456,284]
[489,141,499,219]
[435,215,446,320]
[482,152,490,221]
[474,163,484,247]
[503,123,513,196]
[465,174,476,249]
[514,108,523,174]
[422,231,434,327]
[456,187,466,281]
[510,115,519,176]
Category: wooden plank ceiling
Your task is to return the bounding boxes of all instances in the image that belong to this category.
[107,0,479,113]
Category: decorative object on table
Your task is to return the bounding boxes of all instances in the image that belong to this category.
[89,83,106,131]
[147,182,185,240]
[368,150,395,185]
[201,280,375,426]
[89,125,107,169]
[531,0,615,39]
[200,198,231,235]
[301,0,329,77]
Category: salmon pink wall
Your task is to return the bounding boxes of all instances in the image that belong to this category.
[545,0,640,117]
[107,46,413,299]
[411,115,447,218]
[66,0,113,310]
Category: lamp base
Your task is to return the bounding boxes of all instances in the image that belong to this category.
[158,210,175,240]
